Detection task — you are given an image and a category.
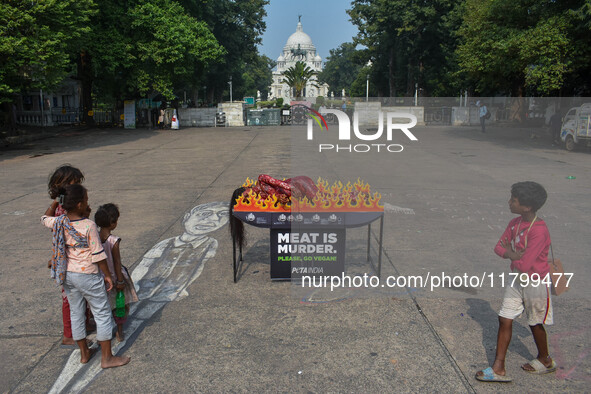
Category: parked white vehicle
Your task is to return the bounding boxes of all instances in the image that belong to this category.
[561,103,591,151]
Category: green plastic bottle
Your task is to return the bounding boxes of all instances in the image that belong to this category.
[115,290,125,318]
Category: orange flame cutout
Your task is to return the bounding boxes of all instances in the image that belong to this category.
[233,177,383,212]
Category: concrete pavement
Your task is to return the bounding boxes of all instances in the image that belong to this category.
[0,124,589,392]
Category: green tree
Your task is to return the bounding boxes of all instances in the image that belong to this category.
[0,0,95,129]
[456,0,588,96]
[348,0,463,97]
[180,0,268,103]
[318,43,363,97]
[82,0,223,109]
[241,54,275,100]
[282,61,317,98]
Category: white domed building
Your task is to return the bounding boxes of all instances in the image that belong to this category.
[268,19,329,101]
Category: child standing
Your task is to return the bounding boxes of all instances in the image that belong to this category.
[476,181,555,382]
[42,184,130,368]
[47,164,87,347]
[94,203,138,342]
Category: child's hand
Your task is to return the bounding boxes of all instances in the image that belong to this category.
[103,275,113,292]
[508,248,525,261]
[47,260,51,269]
[501,238,524,261]
[116,282,125,291]
[500,238,512,251]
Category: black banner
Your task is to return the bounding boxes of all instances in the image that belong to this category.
[270,228,345,280]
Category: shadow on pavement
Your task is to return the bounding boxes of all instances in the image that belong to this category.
[0,126,161,163]
[466,298,534,366]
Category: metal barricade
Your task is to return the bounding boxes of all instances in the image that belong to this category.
[216,111,226,127]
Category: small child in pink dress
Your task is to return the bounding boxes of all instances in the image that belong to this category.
[94,203,138,342]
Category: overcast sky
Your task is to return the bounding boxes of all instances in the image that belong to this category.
[258,0,359,61]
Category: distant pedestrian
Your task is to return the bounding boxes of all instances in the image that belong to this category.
[151,107,158,129]
[549,112,562,144]
[42,184,130,368]
[95,203,139,342]
[475,181,555,382]
[477,100,488,133]
[158,104,166,129]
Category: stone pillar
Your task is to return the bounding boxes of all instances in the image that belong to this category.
[218,102,244,127]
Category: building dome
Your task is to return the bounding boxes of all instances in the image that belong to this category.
[269,17,329,101]
[285,22,314,49]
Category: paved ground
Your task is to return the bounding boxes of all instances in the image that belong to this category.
[0,123,589,393]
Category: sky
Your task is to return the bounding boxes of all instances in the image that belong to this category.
[258,0,359,62]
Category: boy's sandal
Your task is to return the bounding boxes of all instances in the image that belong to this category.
[475,367,512,382]
[522,359,557,374]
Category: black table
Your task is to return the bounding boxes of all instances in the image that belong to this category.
[231,210,384,282]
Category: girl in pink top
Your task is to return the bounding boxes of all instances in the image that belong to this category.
[42,184,130,368]
[95,203,139,342]
[47,164,86,346]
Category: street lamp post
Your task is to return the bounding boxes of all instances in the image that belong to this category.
[229,76,233,103]
[366,60,372,103]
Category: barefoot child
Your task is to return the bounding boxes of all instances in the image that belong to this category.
[476,181,555,382]
[42,184,130,368]
[94,203,138,342]
[47,165,87,346]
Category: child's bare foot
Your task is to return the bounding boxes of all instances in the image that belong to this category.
[62,336,76,346]
[101,355,131,369]
[79,345,98,364]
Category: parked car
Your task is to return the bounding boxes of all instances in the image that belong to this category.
[561,103,591,151]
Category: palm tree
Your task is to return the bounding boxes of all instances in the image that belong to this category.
[282,61,317,98]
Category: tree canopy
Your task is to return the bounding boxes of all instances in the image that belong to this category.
[344,0,591,97]
[318,43,364,97]
[84,0,225,105]
[2,0,590,121]
[348,0,463,97]
[456,0,585,96]
[0,0,269,117]
[0,0,95,104]
[241,55,276,100]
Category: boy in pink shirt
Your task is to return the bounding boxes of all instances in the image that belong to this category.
[476,181,555,382]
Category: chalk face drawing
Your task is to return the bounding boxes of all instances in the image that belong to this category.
[49,202,229,394]
[132,202,229,302]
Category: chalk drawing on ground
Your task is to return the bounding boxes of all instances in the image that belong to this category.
[49,201,229,394]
